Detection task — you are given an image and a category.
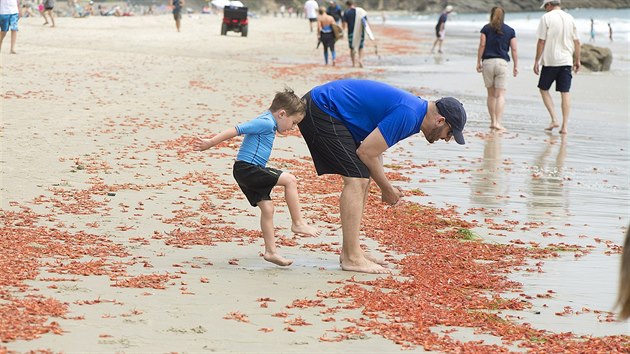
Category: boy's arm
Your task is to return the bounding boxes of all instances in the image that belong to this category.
[192,127,238,151]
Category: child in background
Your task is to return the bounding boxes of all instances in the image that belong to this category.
[192,88,320,266]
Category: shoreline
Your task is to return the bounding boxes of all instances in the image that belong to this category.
[1,13,628,352]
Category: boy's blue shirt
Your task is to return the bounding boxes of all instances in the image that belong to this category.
[235,110,277,167]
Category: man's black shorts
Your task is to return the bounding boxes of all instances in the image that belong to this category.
[298,92,370,179]
[538,65,572,92]
[233,160,282,207]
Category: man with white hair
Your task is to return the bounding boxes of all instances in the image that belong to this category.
[533,0,580,135]
[430,5,453,54]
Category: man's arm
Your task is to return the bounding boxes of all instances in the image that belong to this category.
[533,39,545,75]
[356,127,402,205]
[573,39,581,73]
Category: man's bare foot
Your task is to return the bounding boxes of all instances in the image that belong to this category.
[291,223,320,237]
[341,257,390,274]
[495,125,507,132]
[489,125,497,130]
[545,123,559,131]
[264,252,293,266]
[340,252,387,266]
[559,128,567,134]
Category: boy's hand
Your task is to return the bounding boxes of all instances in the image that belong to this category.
[192,137,212,151]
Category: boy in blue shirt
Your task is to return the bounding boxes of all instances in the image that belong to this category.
[193,89,320,266]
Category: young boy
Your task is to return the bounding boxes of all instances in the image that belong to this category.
[192,88,320,266]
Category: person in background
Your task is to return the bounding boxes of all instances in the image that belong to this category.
[169,0,184,32]
[430,5,453,54]
[342,0,364,68]
[608,22,613,42]
[476,6,518,132]
[617,227,630,321]
[317,6,337,66]
[589,18,595,42]
[326,0,342,25]
[533,0,580,135]
[304,0,318,32]
[41,0,55,27]
[0,0,20,54]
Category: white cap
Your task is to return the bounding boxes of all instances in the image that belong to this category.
[540,0,560,9]
[445,5,453,12]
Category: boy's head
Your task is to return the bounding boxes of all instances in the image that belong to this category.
[270,88,306,133]
[269,88,305,118]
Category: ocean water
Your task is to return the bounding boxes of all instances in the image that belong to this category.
[382,8,630,43]
[369,8,630,337]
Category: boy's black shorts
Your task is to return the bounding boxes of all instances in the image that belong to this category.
[298,92,370,179]
[233,160,282,207]
[538,65,572,92]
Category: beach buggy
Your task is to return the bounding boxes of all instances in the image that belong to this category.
[221,4,248,37]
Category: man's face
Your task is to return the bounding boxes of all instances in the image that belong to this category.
[425,119,453,144]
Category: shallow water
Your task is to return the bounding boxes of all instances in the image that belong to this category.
[369,27,630,335]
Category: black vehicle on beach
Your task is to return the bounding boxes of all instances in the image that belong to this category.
[221,5,248,37]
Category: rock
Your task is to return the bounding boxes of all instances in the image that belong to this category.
[580,44,612,71]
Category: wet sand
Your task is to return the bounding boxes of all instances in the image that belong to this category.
[1,12,628,353]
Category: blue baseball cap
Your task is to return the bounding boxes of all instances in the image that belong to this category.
[436,97,467,145]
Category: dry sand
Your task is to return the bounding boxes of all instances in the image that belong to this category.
[1,11,628,353]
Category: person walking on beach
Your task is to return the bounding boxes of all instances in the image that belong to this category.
[476,6,518,132]
[533,0,580,135]
[304,0,318,32]
[41,0,55,27]
[192,89,320,267]
[317,6,337,66]
[589,18,595,42]
[169,0,184,32]
[0,0,21,54]
[342,0,364,68]
[326,0,342,25]
[430,5,453,54]
[299,79,467,274]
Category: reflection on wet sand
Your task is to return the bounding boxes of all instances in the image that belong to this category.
[528,134,568,220]
[471,132,509,207]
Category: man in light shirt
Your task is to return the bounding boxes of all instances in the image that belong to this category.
[533,0,580,135]
[304,0,319,32]
[0,0,21,54]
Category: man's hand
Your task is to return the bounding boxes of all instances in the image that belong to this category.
[192,137,212,151]
[382,186,403,205]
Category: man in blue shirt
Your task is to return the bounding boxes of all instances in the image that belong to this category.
[299,79,467,274]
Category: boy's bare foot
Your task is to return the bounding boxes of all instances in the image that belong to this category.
[264,252,293,266]
[545,123,559,131]
[291,223,320,237]
[559,128,567,134]
[340,252,387,266]
[341,257,391,274]
[495,125,507,132]
[10,51,16,54]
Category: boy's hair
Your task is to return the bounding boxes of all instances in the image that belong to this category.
[269,88,306,117]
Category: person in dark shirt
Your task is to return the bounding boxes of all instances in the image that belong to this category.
[326,0,342,25]
[169,0,184,32]
[475,6,518,131]
[430,5,453,54]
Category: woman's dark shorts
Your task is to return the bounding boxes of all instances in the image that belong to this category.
[233,161,282,207]
[538,65,572,92]
[298,92,370,179]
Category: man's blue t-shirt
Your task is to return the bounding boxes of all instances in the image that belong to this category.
[480,23,516,62]
[235,110,277,167]
[310,79,427,147]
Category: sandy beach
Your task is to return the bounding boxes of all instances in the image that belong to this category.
[1,11,628,353]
